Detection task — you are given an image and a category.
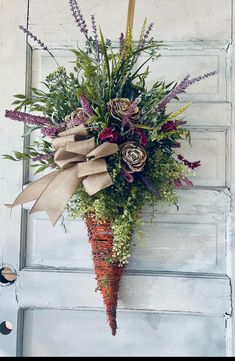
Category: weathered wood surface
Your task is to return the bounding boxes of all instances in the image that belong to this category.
[0,0,233,356]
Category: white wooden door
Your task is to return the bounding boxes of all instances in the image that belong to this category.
[1,0,234,356]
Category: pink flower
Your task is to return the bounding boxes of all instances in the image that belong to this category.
[183,177,193,186]
[79,95,94,116]
[172,142,181,148]
[99,127,120,143]
[161,121,177,132]
[161,120,187,133]
[174,179,182,188]
[135,128,148,146]
[177,154,201,169]
[121,171,134,183]
[41,124,65,138]
[174,177,193,188]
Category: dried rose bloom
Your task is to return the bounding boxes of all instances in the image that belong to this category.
[120,142,147,173]
[65,107,89,128]
[108,98,140,123]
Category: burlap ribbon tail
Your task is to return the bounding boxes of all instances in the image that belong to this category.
[10,125,118,225]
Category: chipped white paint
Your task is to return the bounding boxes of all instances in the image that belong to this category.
[0,0,234,357]
[22,310,226,357]
[26,212,226,274]
[28,0,232,43]
[17,270,231,315]
[0,0,27,357]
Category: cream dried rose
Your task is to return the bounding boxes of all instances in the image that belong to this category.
[108,98,140,122]
[65,107,89,128]
[121,142,147,173]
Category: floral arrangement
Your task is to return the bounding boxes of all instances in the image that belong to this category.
[4,0,215,335]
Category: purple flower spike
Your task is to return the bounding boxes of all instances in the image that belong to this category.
[19,25,48,51]
[40,125,65,138]
[139,22,154,49]
[174,177,193,188]
[122,98,139,126]
[155,71,216,112]
[91,15,99,47]
[69,0,89,38]
[161,120,187,133]
[80,95,94,116]
[174,179,182,188]
[122,171,134,184]
[99,127,120,143]
[119,32,125,48]
[139,174,160,198]
[32,152,54,162]
[135,128,148,146]
[177,154,201,170]
[5,110,51,126]
[19,25,59,66]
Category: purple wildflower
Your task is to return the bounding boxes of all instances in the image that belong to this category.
[121,171,134,184]
[119,32,125,48]
[41,125,65,138]
[139,22,154,49]
[174,179,183,188]
[174,177,193,188]
[80,95,94,116]
[183,177,193,186]
[135,128,148,146]
[99,127,120,143]
[5,110,51,126]
[161,120,187,133]
[19,25,59,66]
[172,142,181,148]
[144,22,154,40]
[32,153,54,162]
[122,98,139,126]
[177,154,201,170]
[69,0,89,38]
[156,71,216,112]
[161,121,178,132]
[91,15,99,52]
[139,174,160,198]
[19,25,48,50]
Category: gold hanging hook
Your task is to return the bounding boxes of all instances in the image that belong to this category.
[125,0,136,38]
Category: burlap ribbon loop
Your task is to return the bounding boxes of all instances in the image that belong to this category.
[9,124,118,225]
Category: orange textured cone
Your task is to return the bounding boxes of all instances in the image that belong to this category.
[86,214,124,336]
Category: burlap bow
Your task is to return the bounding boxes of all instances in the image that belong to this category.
[10,125,118,225]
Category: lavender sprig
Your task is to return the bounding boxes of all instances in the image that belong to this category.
[32,153,54,162]
[19,25,48,50]
[69,0,89,38]
[119,32,125,49]
[91,15,98,45]
[122,98,139,126]
[40,125,65,138]
[177,154,201,170]
[80,95,94,116]
[19,25,60,66]
[155,71,216,112]
[5,110,51,126]
[139,22,154,49]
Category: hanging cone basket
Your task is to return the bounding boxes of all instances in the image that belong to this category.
[85,213,124,336]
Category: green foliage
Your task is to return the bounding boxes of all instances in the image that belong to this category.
[6,21,198,266]
[13,67,81,123]
[3,139,55,174]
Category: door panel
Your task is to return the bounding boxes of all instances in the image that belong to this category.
[0,0,233,356]
[22,309,226,357]
[26,211,226,274]
[17,271,231,314]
